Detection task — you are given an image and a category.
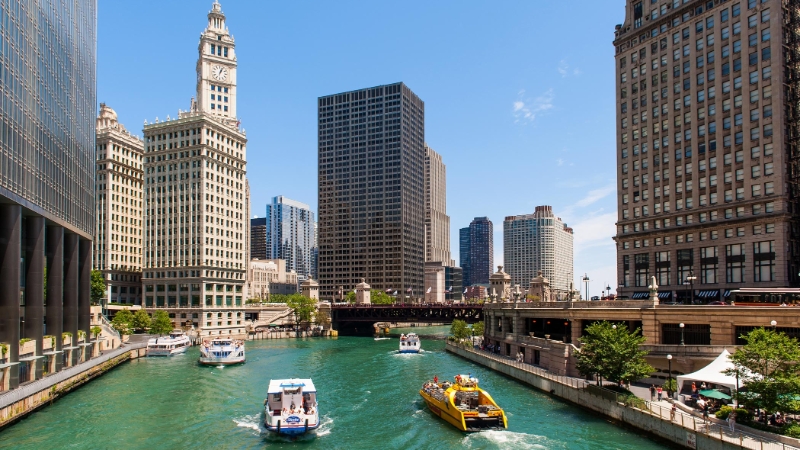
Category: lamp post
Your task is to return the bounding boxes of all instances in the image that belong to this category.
[582,274,590,300]
[605,285,611,300]
[686,271,697,304]
[771,320,777,330]
[667,354,673,399]
[679,322,685,346]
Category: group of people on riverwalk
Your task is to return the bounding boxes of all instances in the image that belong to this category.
[649,384,665,401]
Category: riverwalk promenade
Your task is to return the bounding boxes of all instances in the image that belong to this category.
[0,341,147,429]
[446,342,799,450]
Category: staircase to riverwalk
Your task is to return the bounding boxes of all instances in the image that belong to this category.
[246,306,294,332]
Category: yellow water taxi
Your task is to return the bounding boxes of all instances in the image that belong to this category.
[419,374,508,432]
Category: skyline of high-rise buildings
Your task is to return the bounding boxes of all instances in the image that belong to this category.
[614,0,800,301]
[424,144,453,266]
[316,82,426,299]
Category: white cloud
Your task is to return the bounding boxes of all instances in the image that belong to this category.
[571,212,617,248]
[575,184,616,208]
[558,59,581,78]
[556,158,564,166]
[512,89,554,124]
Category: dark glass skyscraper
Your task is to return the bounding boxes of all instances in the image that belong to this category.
[460,217,494,286]
[250,217,267,260]
[0,0,97,389]
[317,82,425,299]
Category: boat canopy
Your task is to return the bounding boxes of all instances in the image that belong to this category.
[267,378,316,394]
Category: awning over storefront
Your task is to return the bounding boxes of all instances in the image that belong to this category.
[631,292,649,299]
[723,290,731,297]
[658,292,672,299]
[696,290,720,298]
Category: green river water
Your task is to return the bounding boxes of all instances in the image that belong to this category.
[0,327,668,449]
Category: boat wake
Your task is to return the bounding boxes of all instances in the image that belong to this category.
[232,414,263,434]
[374,337,391,341]
[462,430,547,450]
[315,415,333,436]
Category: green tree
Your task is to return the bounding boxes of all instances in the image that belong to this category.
[344,291,356,303]
[286,293,316,327]
[110,309,134,335]
[91,326,102,339]
[450,319,471,342]
[132,309,152,333]
[90,270,106,305]
[471,321,485,337]
[149,310,173,335]
[576,321,654,385]
[370,290,394,304]
[725,327,800,414]
[315,308,331,328]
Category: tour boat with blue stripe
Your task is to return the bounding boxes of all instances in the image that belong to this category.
[145,330,191,356]
[264,379,320,435]
[399,333,421,353]
[198,337,245,365]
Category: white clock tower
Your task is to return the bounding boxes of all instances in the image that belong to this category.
[196,0,237,120]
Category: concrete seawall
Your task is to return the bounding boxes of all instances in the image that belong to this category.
[447,343,773,450]
[0,343,146,430]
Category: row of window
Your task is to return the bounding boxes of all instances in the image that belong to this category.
[623,240,776,287]
[623,222,776,250]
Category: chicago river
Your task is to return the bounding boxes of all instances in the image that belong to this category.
[0,328,667,449]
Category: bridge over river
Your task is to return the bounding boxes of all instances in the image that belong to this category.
[327,303,484,335]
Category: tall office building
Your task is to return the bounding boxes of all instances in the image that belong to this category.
[317,83,425,299]
[142,1,249,336]
[265,196,316,281]
[459,227,472,286]
[504,206,574,295]
[250,217,267,260]
[94,104,144,305]
[461,217,494,286]
[424,144,452,265]
[614,0,800,301]
[0,0,96,388]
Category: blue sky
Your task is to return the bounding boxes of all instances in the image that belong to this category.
[98,0,626,297]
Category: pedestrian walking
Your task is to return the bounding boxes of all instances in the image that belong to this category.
[703,404,709,424]
[670,403,677,422]
[728,412,736,432]
[649,384,656,400]
[657,386,663,401]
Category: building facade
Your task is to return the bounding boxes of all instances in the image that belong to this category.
[265,196,316,281]
[94,104,144,305]
[614,0,800,302]
[246,259,299,300]
[250,217,267,260]
[142,2,249,337]
[504,206,574,296]
[317,83,425,299]
[424,144,452,265]
[0,0,97,389]
[461,217,494,287]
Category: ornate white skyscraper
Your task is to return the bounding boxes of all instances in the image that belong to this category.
[141,1,249,337]
[424,144,452,265]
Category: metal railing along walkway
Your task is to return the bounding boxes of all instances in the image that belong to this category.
[0,342,145,410]
[451,343,800,450]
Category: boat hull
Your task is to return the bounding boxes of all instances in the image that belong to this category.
[399,349,420,354]
[198,356,245,366]
[146,346,188,357]
[264,412,320,435]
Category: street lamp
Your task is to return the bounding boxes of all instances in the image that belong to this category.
[606,285,611,300]
[679,322,685,346]
[771,320,777,330]
[667,354,673,399]
[685,271,697,304]
[582,274,590,300]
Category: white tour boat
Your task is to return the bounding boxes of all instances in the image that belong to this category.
[145,330,191,356]
[198,337,246,366]
[399,333,421,353]
[264,378,320,436]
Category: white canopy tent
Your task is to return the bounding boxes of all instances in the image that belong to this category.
[676,349,742,392]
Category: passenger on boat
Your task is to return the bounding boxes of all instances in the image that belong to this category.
[434,375,438,384]
[282,408,288,416]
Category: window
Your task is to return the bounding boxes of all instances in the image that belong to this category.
[635,253,650,287]
[765,162,773,176]
[677,249,694,285]
[765,182,774,195]
[726,244,745,283]
[700,247,718,284]
[752,165,761,178]
[753,241,775,282]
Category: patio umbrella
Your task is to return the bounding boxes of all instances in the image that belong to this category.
[699,389,732,400]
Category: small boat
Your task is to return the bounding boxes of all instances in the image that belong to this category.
[264,378,320,435]
[419,374,507,432]
[198,337,246,366]
[145,330,191,356]
[399,333,421,353]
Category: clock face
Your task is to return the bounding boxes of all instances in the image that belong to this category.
[212,65,228,81]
